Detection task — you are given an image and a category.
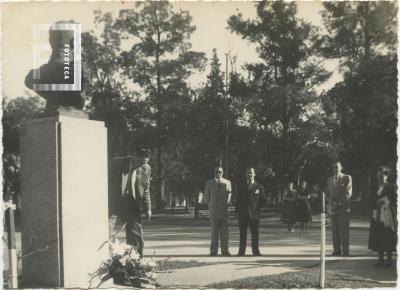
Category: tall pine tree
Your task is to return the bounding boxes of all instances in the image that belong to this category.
[186,49,227,186]
[228,1,332,195]
[321,2,397,199]
[107,2,206,209]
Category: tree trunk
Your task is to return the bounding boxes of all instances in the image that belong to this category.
[281,110,290,188]
[194,191,199,219]
[155,30,163,211]
[185,195,189,213]
[224,54,230,177]
[363,2,371,61]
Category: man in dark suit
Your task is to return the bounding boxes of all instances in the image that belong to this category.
[120,146,152,257]
[236,167,266,256]
[326,161,352,257]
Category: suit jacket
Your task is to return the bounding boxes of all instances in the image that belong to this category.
[326,173,352,214]
[109,157,151,222]
[121,163,152,212]
[236,181,266,220]
[109,157,130,217]
[205,178,232,219]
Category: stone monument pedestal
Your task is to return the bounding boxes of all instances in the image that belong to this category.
[20,114,109,288]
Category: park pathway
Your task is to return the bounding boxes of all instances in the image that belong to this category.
[3,209,397,288]
[153,256,397,287]
[156,261,300,287]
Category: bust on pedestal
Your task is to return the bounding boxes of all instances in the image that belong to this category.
[20,21,109,288]
[24,20,87,118]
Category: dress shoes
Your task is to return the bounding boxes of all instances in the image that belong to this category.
[331,251,342,256]
[222,252,231,256]
[210,252,217,256]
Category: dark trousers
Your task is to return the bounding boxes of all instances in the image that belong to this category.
[239,217,260,255]
[122,195,144,256]
[331,213,350,255]
[125,217,144,257]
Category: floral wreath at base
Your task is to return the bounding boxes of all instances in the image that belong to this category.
[89,231,157,288]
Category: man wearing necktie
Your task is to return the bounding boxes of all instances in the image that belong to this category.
[325,161,352,257]
[121,146,152,257]
[236,167,266,256]
[205,167,232,256]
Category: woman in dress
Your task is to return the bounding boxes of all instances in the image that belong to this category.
[296,180,312,233]
[283,182,297,233]
[368,166,397,267]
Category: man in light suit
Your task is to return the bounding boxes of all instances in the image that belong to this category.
[236,167,266,256]
[326,161,352,257]
[121,146,152,257]
[205,167,232,256]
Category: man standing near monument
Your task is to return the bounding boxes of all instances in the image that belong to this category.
[205,167,232,256]
[236,167,266,256]
[121,146,152,257]
[326,161,352,257]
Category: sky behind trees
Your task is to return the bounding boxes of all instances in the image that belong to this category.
[3,1,396,210]
[2,1,339,99]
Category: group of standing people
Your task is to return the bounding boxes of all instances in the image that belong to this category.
[325,161,397,266]
[204,167,266,256]
[203,165,315,257]
[117,148,396,267]
[282,180,313,233]
[202,161,397,265]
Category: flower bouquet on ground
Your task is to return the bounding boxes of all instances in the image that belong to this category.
[89,239,157,288]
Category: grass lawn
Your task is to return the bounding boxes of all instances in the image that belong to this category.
[156,259,213,271]
[208,268,394,289]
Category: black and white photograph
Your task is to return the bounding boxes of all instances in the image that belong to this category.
[1,0,398,288]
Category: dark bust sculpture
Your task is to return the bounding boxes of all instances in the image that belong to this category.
[25,21,87,117]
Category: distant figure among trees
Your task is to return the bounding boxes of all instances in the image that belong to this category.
[310,184,322,214]
[296,180,312,233]
[283,182,297,233]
